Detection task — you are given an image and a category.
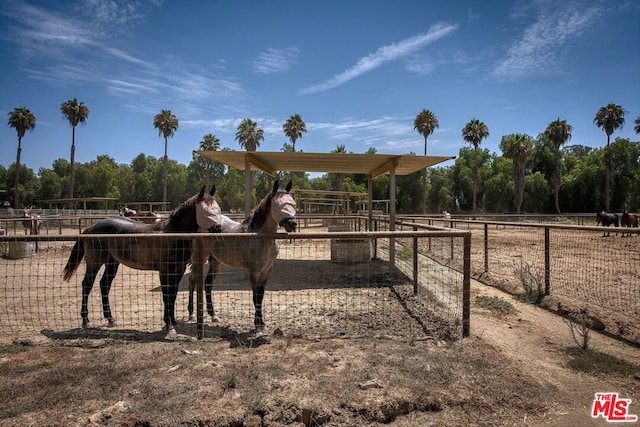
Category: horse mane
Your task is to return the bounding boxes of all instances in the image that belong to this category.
[245,191,273,231]
[165,194,197,228]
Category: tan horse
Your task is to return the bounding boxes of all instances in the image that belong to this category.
[21,207,40,235]
[189,180,297,332]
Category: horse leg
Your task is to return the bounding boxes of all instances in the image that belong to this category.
[80,266,100,328]
[99,260,120,327]
[187,275,195,322]
[160,272,181,334]
[251,275,267,332]
[205,258,221,321]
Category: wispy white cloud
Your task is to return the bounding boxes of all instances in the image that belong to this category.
[252,47,299,74]
[492,1,603,81]
[299,22,459,95]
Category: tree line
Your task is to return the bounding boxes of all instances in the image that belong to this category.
[5,102,640,214]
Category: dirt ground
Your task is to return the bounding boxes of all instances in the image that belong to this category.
[0,224,639,426]
[0,277,638,426]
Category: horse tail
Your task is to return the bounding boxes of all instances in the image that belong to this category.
[62,241,85,282]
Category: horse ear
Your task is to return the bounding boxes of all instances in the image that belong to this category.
[285,180,292,192]
[209,185,216,196]
[197,186,206,203]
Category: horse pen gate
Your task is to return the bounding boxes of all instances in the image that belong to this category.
[0,228,470,343]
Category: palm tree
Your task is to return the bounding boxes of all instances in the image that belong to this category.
[543,119,573,214]
[594,103,626,212]
[634,115,640,135]
[282,113,307,152]
[332,144,347,214]
[60,98,89,200]
[7,107,36,209]
[235,118,264,152]
[414,109,439,213]
[235,118,264,192]
[413,109,439,156]
[153,109,179,205]
[199,133,220,190]
[461,118,489,214]
[500,133,534,214]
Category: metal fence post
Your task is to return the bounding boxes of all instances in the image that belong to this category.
[544,227,550,295]
[484,223,489,273]
[463,233,471,337]
[413,225,418,294]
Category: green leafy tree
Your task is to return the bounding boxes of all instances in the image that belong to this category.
[543,119,573,214]
[7,107,36,209]
[282,113,307,152]
[609,137,640,210]
[634,115,640,135]
[500,133,534,213]
[153,109,179,205]
[483,155,513,213]
[425,167,454,213]
[60,98,89,201]
[461,118,490,214]
[193,134,222,190]
[593,103,626,211]
[38,168,63,202]
[523,172,551,213]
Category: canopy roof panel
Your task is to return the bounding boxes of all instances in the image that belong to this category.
[195,151,454,178]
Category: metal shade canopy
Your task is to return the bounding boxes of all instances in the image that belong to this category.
[194,151,454,179]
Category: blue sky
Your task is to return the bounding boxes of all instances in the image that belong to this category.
[1,0,639,174]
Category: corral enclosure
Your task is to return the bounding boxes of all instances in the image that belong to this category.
[393,215,640,344]
[0,219,468,343]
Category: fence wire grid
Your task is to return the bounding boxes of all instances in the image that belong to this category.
[403,217,640,345]
[0,229,467,342]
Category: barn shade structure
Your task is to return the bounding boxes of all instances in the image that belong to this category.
[194,150,455,226]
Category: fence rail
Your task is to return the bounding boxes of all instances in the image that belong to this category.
[0,230,470,342]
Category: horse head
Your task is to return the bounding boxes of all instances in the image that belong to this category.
[270,180,297,232]
[596,211,606,225]
[195,185,222,232]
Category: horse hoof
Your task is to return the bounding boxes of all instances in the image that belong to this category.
[165,327,177,337]
[211,315,220,323]
[107,319,117,328]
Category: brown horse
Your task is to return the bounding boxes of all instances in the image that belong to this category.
[621,208,638,236]
[188,180,297,332]
[63,186,222,334]
[119,205,159,224]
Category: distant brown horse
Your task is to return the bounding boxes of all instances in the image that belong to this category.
[621,208,638,237]
[21,207,40,235]
[119,205,159,224]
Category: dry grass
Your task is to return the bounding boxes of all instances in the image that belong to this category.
[0,335,559,426]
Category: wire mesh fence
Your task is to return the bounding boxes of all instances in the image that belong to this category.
[398,216,640,345]
[0,229,468,343]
